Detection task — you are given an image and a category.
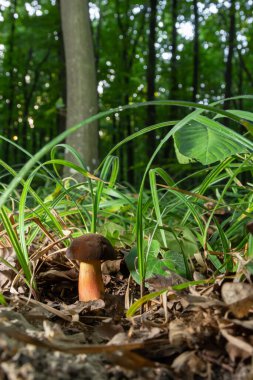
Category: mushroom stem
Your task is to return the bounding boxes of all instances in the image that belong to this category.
[78,260,104,301]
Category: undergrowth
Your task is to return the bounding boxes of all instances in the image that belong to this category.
[1,96,253,305]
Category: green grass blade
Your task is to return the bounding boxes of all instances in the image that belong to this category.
[0,207,31,282]
[91,155,119,233]
[1,97,252,209]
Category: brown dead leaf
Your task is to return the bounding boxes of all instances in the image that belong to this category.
[107,350,158,370]
[101,259,122,274]
[221,282,253,318]
[37,268,78,282]
[172,351,206,376]
[0,246,16,288]
[95,319,124,340]
[61,299,105,316]
[146,272,188,291]
[226,342,251,362]
[19,296,96,326]
[228,319,253,331]
[0,308,38,331]
[185,294,224,308]
[221,282,253,304]
[220,328,253,356]
[169,319,191,347]
[229,298,253,319]
[0,324,146,354]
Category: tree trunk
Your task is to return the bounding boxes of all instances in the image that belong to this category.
[3,0,17,163]
[165,0,178,160]
[60,0,98,174]
[146,0,158,157]
[224,0,236,109]
[170,0,178,106]
[192,0,199,102]
[56,0,66,137]
[114,0,146,183]
[238,53,243,110]
[237,49,253,88]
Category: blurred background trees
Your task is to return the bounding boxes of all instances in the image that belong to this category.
[0,0,252,185]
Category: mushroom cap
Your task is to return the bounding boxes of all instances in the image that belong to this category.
[247,221,253,235]
[66,233,116,261]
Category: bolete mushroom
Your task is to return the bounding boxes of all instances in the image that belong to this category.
[66,233,116,302]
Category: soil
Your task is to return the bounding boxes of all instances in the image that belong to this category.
[1,248,253,379]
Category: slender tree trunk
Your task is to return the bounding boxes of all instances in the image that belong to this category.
[115,0,146,183]
[238,54,243,110]
[224,0,236,109]
[165,0,178,160]
[170,0,178,106]
[93,0,102,71]
[22,49,50,152]
[237,49,253,88]
[56,0,66,137]
[4,0,17,163]
[192,0,199,102]
[146,0,158,157]
[60,0,98,174]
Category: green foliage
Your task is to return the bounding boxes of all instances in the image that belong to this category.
[1,98,253,293]
[0,0,253,183]
[174,116,250,165]
[0,293,7,306]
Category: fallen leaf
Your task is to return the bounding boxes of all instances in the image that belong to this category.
[37,268,78,282]
[169,319,191,347]
[226,342,251,362]
[146,272,188,291]
[95,320,124,340]
[220,328,253,356]
[172,351,206,375]
[221,282,253,318]
[0,246,16,288]
[101,259,122,274]
[106,350,157,370]
[228,319,253,330]
[0,324,145,354]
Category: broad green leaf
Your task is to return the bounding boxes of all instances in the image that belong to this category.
[157,226,198,257]
[174,119,248,165]
[174,140,195,164]
[162,251,187,278]
[125,240,161,283]
[125,239,176,284]
[215,110,253,134]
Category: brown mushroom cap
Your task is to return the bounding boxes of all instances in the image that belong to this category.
[247,221,253,235]
[66,233,116,261]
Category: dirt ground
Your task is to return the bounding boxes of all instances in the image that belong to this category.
[1,248,253,379]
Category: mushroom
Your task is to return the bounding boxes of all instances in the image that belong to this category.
[66,233,116,301]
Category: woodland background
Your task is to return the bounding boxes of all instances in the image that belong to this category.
[0,0,252,185]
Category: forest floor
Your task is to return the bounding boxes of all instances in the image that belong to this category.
[0,246,253,380]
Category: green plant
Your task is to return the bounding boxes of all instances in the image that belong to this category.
[0,97,253,295]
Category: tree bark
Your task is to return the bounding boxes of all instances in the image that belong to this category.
[146,0,158,157]
[237,49,253,88]
[56,0,66,137]
[170,0,178,106]
[165,0,178,160]
[3,0,17,163]
[60,0,98,174]
[115,0,146,182]
[192,0,199,102]
[22,49,50,152]
[224,0,236,109]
